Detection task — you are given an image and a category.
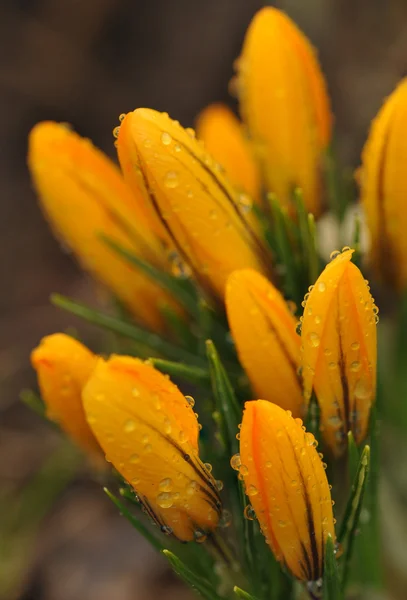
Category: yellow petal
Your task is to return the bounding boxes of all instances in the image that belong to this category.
[196,103,261,204]
[301,250,377,456]
[226,269,304,416]
[83,355,221,541]
[31,334,101,458]
[360,77,407,290]
[28,121,180,333]
[237,7,332,216]
[117,108,271,301]
[239,400,335,581]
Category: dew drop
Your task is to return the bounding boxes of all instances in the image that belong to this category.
[157,492,173,508]
[342,246,351,252]
[239,464,249,476]
[230,453,241,471]
[185,395,195,407]
[164,170,179,188]
[187,481,199,495]
[330,250,340,260]
[350,361,361,372]
[161,525,173,535]
[124,419,136,433]
[113,126,120,138]
[354,379,372,400]
[161,131,172,145]
[215,480,224,491]
[278,520,287,527]
[130,453,140,464]
[186,127,196,138]
[163,418,172,434]
[247,485,258,497]
[237,192,252,213]
[308,332,320,347]
[317,281,326,292]
[204,462,213,473]
[244,505,256,520]
[295,321,302,335]
[159,478,173,492]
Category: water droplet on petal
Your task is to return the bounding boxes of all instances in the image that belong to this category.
[247,485,258,497]
[164,170,179,188]
[308,332,320,347]
[330,250,340,260]
[185,395,195,407]
[124,419,136,433]
[230,453,241,471]
[244,505,256,520]
[159,478,173,492]
[157,492,173,508]
[317,281,326,292]
[161,131,172,145]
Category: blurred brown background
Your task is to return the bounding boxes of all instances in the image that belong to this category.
[1,1,407,599]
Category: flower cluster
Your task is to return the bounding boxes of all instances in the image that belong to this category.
[25,6,396,600]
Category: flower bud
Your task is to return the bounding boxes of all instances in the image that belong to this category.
[117,108,270,301]
[28,121,180,333]
[226,269,303,416]
[196,103,260,203]
[301,250,377,456]
[239,400,335,581]
[360,77,407,290]
[83,355,222,541]
[31,334,101,458]
[237,7,331,215]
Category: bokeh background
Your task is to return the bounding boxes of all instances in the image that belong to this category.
[2,1,407,598]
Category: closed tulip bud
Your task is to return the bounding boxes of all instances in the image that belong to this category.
[117,108,270,301]
[226,269,303,416]
[237,7,332,216]
[301,249,377,456]
[360,78,407,290]
[31,334,101,458]
[239,400,335,581]
[196,103,261,204]
[28,121,180,333]
[83,355,222,541]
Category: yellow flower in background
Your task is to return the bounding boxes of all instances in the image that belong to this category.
[83,355,222,541]
[196,103,261,204]
[301,250,377,456]
[31,333,102,459]
[237,7,332,216]
[28,122,181,333]
[238,400,335,581]
[360,78,407,290]
[226,269,303,416]
[117,108,271,301]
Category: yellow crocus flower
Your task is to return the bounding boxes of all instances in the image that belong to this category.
[196,103,261,204]
[83,355,222,541]
[226,269,303,416]
[360,77,407,290]
[117,108,270,301]
[31,333,101,459]
[28,121,180,334]
[237,7,332,216]
[239,400,335,581]
[301,250,377,456]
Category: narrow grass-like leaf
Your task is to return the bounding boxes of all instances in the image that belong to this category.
[150,358,211,386]
[206,340,241,456]
[338,445,370,590]
[347,431,360,484]
[51,293,206,366]
[322,534,342,600]
[104,488,163,551]
[162,550,224,600]
[20,389,46,419]
[233,586,260,600]
[100,235,198,318]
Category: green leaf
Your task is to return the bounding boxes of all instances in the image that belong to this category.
[347,431,360,484]
[337,445,370,590]
[100,235,198,318]
[322,534,342,600]
[292,189,320,286]
[150,358,211,386]
[206,340,241,457]
[104,488,163,551]
[51,293,206,366]
[162,550,224,600]
[233,586,260,600]
[20,389,46,419]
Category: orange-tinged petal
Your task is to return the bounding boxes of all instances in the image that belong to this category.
[31,334,101,458]
[239,400,335,581]
[360,78,407,290]
[83,355,221,541]
[28,121,180,333]
[226,269,304,416]
[237,7,332,216]
[117,108,271,301]
[301,250,377,456]
[196,103,261,203]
